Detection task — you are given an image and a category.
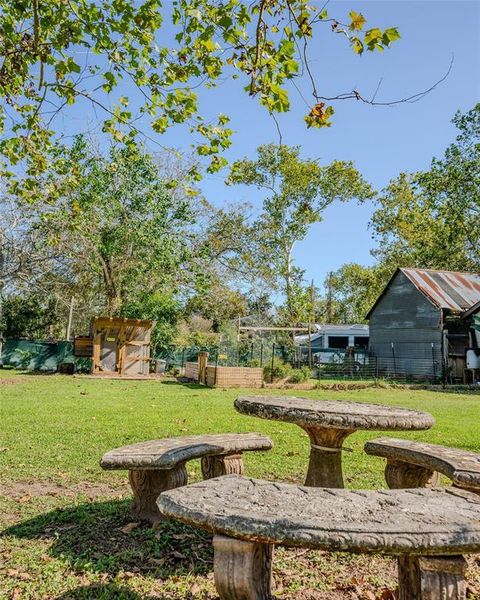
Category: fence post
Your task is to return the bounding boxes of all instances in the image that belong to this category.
[391,342,397,379]
[198,351,209,384]
[271,343,275,383]
[260,342,264,367]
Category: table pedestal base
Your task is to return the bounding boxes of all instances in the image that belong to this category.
[303,426,354,488]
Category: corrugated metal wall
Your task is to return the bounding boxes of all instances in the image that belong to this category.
[369,271,443,379]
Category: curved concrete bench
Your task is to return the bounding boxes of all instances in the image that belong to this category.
[158,475,480,600]
[364,437,480,492]
[101,433,272,522]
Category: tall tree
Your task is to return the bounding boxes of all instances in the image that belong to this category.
[228,144,373,323]
[0,0,402,197]
[327,263,388,323]
[371,104,480,272]
[41,138,193,315]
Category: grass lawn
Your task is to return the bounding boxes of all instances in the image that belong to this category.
[1,371,479,599]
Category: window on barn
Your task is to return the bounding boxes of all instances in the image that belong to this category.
[354,336,369,349]
[328,336,349,349]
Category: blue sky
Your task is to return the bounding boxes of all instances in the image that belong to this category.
[58,1,479,297]
[197,0,480,296]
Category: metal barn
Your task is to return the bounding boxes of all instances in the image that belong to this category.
[366,268,480,381]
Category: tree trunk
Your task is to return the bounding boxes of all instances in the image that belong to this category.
[100,254,121,315]
[284,241,295,321]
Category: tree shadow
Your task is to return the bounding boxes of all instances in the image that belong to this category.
[161,380,210,390]
[53,584,160,599]
[2,498,213,579]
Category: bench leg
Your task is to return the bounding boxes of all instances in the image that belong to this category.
[213,535,273,600]
[128,465,187,524]
[385,459,440,489]
[398,555,467,600]
[201,453,244,479]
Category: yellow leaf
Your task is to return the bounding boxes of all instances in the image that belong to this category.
[349,11,366,31]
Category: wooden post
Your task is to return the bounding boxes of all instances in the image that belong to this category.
[118,324,126,375]
[92,330,101,374]
[198,351,209,384]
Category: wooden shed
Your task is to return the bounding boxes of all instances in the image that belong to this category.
[75,317,154,376]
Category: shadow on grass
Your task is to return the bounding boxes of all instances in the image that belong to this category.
[3,497,213,579]
[161,379,211,390]
[53,584,160,600]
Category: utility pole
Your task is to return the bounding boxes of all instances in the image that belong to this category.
[65,296,75,341]
[326,272,333,323]
[308,280,315,369]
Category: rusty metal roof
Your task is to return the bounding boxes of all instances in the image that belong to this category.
[401,268,480,312]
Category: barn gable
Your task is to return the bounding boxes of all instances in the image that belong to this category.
[367,268,480,380]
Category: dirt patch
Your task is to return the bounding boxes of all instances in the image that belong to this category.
[0,479,128,501]
[0,378,21,385]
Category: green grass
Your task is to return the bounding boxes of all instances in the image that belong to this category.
[1,371,479,599]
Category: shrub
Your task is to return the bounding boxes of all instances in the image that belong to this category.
[263,358,292,382]
[288,366,311,384]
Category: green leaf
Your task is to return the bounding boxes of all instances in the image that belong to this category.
[383,27,401,44]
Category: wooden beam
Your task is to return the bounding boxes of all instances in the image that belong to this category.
[239,326,309,332]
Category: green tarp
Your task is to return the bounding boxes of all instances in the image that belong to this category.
[1,339,74,371]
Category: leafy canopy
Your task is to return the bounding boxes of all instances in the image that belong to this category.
[0,0,400,197]
[228,144,374,323]
[40,137,193,314]
[371,103,480,272]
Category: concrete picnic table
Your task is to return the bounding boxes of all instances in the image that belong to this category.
[234,396,435,488]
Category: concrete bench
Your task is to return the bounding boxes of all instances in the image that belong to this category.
[158,475,480,600]
[364,437,480,492]
[100,433,272,522]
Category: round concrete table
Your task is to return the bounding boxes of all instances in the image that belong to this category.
[234,396,435,488]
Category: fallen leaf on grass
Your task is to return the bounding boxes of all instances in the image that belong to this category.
[189,583,202,596]
[119,571,136,580]
[120,522,140,534]
[379,589,396,600]
[7,570,31,581]
[11,588,22,600]
[148,557,166,566]
[172,533,193,541]
[172,550,186,559]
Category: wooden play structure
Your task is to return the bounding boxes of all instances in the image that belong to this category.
[74,317,154,377]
